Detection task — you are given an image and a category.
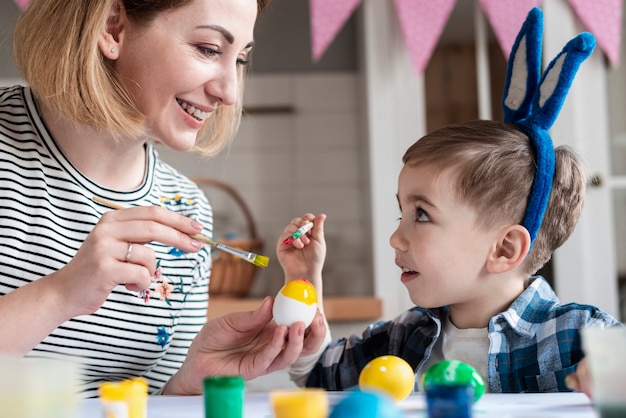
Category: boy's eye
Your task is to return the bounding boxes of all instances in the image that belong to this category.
[416,207,430,222]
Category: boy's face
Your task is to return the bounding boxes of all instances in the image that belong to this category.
[390,164,501,310]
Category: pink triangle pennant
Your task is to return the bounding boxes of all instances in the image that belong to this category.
[568,0,622,67]
[309,0,363,61]
[393,0,457,75]
[479,0,542,58]
[13,0,30,9]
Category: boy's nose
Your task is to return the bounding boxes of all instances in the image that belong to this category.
[389,227,405,251]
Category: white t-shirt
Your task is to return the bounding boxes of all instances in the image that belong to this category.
[420,316,489,389]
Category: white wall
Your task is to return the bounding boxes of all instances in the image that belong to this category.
[158,73,374,299]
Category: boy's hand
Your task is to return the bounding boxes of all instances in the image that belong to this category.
[276,213,327,290]
[565,358,593,398]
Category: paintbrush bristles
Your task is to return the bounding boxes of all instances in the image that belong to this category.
[93,196,270,268]
[253,255,269,268]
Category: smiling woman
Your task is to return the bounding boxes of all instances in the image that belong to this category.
[13,0,268,156]
[0,0,327,399]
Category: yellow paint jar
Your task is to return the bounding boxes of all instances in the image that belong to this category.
[270,388,328,418]
[99,378,148,418]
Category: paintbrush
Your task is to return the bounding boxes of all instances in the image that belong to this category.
[92,196,269,268]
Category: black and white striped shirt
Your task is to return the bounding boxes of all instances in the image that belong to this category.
[0,85,213,397]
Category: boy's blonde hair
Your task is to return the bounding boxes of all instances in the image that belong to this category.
[402,119,585,275]
[13,0,270,157]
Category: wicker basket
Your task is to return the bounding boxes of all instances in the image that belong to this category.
[193,177,264,297]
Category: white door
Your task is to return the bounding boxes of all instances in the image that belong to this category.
[543,1,620,319]
[604,1,626,322]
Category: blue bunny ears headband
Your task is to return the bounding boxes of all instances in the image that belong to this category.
[502,7,595,246]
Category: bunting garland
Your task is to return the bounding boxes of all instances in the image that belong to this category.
[568,0,622,67]
[393,0,457,75]
[12,0,623,71]
[479,0,541,58]
[309,0,623,73]
[12,0,29,9]
[309,0,362,61]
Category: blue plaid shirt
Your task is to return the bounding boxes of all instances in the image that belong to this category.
[306,276,621,393]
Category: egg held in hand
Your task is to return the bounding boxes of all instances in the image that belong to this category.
[272,279,318,327]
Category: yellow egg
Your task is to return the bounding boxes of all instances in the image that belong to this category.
[358,355,415,402]
[272,279,318,327]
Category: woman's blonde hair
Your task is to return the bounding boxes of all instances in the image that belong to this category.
[13,0,271,157]
[403,120,586,275]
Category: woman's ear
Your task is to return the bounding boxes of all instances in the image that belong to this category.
[486,225,531,274]
[98,1,125,60]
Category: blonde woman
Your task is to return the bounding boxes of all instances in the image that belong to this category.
[0,0,326,397]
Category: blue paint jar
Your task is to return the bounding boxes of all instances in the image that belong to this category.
[426,384,473,418]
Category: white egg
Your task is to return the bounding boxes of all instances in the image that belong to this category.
[272,290,317,327]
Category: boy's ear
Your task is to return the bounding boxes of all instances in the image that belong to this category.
[486,225,531,274]
[98,1,125,60]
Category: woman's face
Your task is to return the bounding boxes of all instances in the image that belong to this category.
[114,0,257,150]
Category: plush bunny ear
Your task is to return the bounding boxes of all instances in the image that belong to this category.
[530,33,596,131]
[501,7,596,246]
[502,7,543,124]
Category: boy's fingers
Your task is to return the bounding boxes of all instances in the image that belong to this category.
[565,374,579,391]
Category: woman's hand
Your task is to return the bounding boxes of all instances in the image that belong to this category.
[276,213,327,289]
[54,205,204,316]
[163,297,328,395]
[0,204,205,355]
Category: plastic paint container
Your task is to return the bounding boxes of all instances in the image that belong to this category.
[0,356,80,418]
[270,388,329,418]
[425,384,473,418]
[203,376,245,418]
[581,327,626,418]
[99,377,148,418]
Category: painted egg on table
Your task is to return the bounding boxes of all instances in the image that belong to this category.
[358,355,415,402]
[272,279,318,327]
[421,359,486,402]
[329,390,403,418]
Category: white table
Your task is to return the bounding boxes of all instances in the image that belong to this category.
[76,392,600,418]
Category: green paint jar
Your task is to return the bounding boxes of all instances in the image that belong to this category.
[203,376,245,418]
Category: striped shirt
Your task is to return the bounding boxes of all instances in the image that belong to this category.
[0,85,214,397]
[306,276,622,393]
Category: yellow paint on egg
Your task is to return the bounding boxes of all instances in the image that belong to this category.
[280,278,317,305]
[272,279,318,327]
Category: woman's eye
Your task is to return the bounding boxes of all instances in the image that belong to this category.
[237,57,250,66]
[198,46,221,58]
[416,208,430,222]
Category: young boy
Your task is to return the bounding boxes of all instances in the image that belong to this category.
[277,7,622,396]
[279,119,620,395]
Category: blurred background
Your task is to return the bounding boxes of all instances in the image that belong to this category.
[2,0,626,330]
